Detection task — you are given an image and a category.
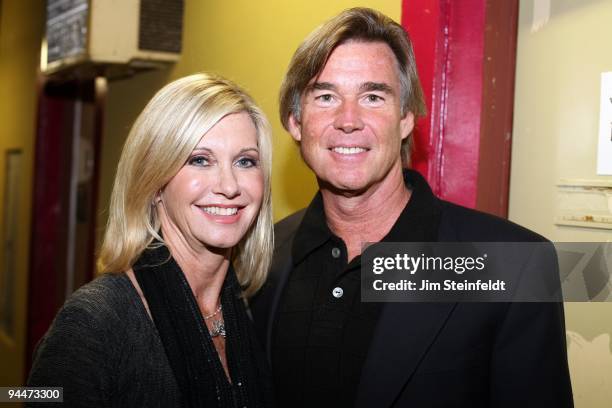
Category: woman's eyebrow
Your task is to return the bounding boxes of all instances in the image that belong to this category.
[238,147,259,155]
[191,147,259,155]
[191,147,213,154]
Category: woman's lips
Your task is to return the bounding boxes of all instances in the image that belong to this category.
[197,205,244,224]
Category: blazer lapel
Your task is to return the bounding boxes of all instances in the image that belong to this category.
[355,302,457,408]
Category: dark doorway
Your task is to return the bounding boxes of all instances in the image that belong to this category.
[25,77,105,374]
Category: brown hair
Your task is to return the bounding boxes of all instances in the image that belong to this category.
[279,7,426,166]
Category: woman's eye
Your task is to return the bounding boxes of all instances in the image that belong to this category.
[188,155,209,166]
[236,157,258,168]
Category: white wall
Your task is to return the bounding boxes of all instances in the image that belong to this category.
[511,1,612,406]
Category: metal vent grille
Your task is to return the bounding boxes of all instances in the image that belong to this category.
[138,0,183,54]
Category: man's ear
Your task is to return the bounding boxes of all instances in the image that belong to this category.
[399,111,415,141]
[287,114,303,142]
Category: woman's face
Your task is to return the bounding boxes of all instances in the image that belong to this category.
[158,112,264,250]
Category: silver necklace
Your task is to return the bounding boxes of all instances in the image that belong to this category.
[204,304,226,338]
[203,304,222,320]
[209,319,226,338]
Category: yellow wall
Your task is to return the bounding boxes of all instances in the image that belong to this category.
[98,0,402,238]
[511,1,612,406]
[0,0,44,386]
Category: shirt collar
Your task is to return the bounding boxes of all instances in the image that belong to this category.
[292,169,442,265]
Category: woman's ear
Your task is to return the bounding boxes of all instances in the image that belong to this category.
[153,190,162,206]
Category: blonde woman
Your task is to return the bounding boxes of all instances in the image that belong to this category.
[28,73,275,407]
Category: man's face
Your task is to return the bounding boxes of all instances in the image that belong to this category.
[288,41,414,194]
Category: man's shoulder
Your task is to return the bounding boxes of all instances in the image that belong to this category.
[437,199,547,242]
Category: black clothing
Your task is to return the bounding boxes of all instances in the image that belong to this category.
[272,173,440,407]
[133,244,274,408]
[28,245,274,407]
[251,169,573,408]
[28,273,182,407]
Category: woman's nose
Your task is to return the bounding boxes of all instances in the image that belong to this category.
[213,166,241,198]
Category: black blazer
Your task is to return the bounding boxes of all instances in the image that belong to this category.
[250,199,573,407]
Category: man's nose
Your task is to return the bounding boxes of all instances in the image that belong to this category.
[213,165,241,198]
[333,100,364,132]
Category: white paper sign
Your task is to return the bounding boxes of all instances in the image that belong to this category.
[597,72,612,175]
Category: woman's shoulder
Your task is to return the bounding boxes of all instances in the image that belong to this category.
[61,273,142,324]
[40,273,153,348]
[29,274,153,374]
[28,273,170,402]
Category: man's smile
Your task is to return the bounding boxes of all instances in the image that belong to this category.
[330,146,369,155]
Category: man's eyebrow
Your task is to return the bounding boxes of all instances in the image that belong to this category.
[305,81,394,94]
[306,82,337,92]
[360,82,394,94]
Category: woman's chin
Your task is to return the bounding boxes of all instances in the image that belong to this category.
[199,237,242,252]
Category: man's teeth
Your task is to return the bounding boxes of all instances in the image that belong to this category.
[332,147,367,155]
[201,206,238,216]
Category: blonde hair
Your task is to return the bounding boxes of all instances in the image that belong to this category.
[279,7,426,166]
[98,73,273,297]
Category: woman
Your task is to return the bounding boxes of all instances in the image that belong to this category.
[28,73,275,407]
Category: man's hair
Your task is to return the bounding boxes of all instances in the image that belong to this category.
[279,7,426,166]
[98,73,273,298]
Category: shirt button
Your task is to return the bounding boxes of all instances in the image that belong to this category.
[332,287,344,298]
[331,247,341,258]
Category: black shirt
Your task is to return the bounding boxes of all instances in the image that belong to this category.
[272,171,441,407]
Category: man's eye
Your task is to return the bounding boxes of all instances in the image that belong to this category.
[236,157,258,168]
[188,155,209,166]
[315,94,334,103]
[366,94,384,103]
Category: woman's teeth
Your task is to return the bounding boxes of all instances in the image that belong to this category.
[201,206,238,216]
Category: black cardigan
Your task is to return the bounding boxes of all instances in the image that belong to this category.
[28,272,182,407]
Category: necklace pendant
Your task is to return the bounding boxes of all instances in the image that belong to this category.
[210,319,226,338]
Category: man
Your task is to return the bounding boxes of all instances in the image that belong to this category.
[250,7,573,407]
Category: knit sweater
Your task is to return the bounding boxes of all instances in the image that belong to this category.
[28,273,182,407]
